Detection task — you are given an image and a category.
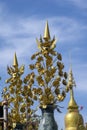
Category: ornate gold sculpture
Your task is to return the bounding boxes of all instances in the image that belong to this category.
[24,21,68,109]
[65,67,85,130]
[2,53,34,128]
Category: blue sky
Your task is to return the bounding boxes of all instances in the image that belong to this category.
[0,0,87,129]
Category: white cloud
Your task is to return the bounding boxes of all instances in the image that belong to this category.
[48,17,87,43]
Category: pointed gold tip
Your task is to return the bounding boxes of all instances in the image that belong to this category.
[68,89,78,109]
[13,52,18,67]
[43,21,50,40]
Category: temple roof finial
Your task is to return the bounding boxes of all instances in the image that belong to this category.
[13,52,18,67]
[67,65,76,88]
[43,21,50,41]
[65,64,84,130]
[67,66,78,109]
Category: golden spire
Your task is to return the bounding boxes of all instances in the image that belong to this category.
[43,21,50,41]
[36,21,57,51]
[67,66,76,88]
[68,89,78,109]
[13,52,18,67]
[65,66,84,130]
[67,67,78,109]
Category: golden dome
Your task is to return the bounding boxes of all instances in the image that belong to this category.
[65,111,84,129]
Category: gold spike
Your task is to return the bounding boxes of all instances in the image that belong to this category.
[43,21,50,41]
[13,52,18,67]
[67,66,78,109]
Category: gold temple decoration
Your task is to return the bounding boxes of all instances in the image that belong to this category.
[2,53,34,127]
[24,21,68,109]
[13,52,18,67]
[65,67,85,130]
[66,66,77,109]
[68,89,78,110]
[44,21,50,40]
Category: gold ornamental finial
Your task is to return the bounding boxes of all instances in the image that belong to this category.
[43,21,50,41]
[65,66,85,130]
[67,67,78,109]
[67,66,76,88]
[13,52,18,67]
